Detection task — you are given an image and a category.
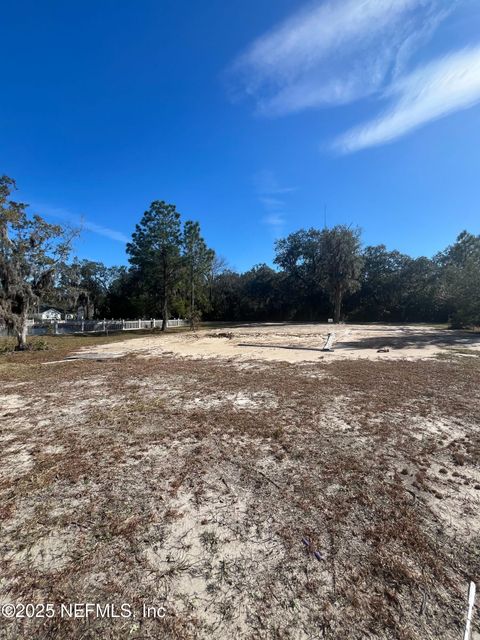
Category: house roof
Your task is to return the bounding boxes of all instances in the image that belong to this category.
[38,306,62,313]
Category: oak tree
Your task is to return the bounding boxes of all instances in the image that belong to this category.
[0,176,75,349]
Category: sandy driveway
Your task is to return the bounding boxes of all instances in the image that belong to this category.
[74,323,480,363]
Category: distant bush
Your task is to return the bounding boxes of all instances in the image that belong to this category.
[29,339,49,351]
[0,342,14,355]
[3,338,50,353]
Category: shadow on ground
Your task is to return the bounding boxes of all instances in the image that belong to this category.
[337,328,480,351]
[238,329,480,353]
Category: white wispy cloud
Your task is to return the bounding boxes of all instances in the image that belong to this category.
[259,196,285,210]
[80,219,129,243]
[254,170,295,234]
[231,0,450,116]
[34,204,129,244]
[253,169,297,195]
[335,45,480,152]
[230,0,480,152]
[262,213,286,229]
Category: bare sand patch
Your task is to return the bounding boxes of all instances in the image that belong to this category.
[73,323,480,364]
[0,446,34,481]
[0,394,29,412]
[182,390,277,410]
[4,529,77,572]
[143,488,281,635]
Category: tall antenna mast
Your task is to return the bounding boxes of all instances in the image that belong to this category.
[324,204,327,229]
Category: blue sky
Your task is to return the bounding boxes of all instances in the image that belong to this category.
[1,0,480,272]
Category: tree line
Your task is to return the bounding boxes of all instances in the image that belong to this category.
[1,175,479,349]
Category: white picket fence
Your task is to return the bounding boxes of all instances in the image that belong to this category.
[122,318,186,330]
[1,318,188,337]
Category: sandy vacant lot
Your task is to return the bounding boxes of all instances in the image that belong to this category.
[0,325,479,639]
[75,322,480,363]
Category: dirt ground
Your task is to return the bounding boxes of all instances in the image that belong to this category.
[73,323,480,363]
[0,324,479,639]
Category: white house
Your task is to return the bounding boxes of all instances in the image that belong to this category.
[32,308,62,322]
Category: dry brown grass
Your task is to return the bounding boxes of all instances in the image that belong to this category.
[0,333,479,639]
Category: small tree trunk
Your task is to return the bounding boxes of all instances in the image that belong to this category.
[190,271,195,331]
[334,288,342,323]
[15,313,29,351]
[161,259,169,332]
[162,297,168,332]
